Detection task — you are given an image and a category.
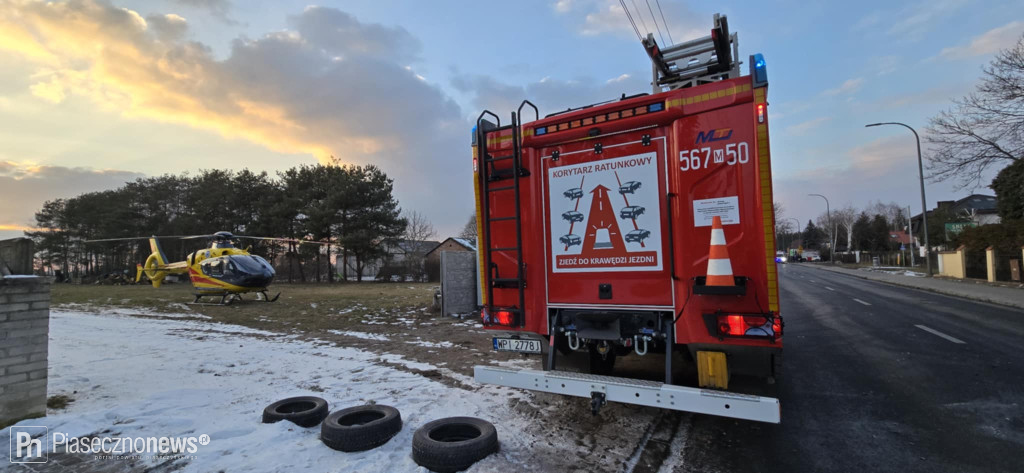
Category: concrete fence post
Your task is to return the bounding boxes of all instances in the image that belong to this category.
[986,246,996,282]
[0,276,50,427]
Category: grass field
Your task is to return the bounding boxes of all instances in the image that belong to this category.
[51,281,439,335]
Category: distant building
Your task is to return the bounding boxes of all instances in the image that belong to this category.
[911,194,1000,249]
[424,238,477,282]
[338,239,440,281]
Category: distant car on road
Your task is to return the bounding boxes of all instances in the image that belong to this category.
[562,211,584,223]
[803,251,821,262]
[563,188,584,199]
[619,206,645,219]
[559,234,582,247]
[625,229,651,243]
[775,251,787,263]
[618,181,642,194]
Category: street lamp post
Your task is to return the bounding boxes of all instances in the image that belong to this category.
[865,122,932,276]
[807,194,833,264]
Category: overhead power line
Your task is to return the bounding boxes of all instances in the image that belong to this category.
[644,0,666,45]
[655,0,673,44]
[629,0,650,38]
[618,0,642,41]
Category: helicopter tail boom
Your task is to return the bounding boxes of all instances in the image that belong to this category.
[136,238,188,288]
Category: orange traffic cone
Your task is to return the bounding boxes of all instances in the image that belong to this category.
[706,216,734,286]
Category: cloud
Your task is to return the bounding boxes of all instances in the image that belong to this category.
[452,71,650,119]
[0,0,471,235]
[0,161,144,239]
[147,13,189,42]
[785,117,832,136]
[939,21,1024,59]
[170,0,237,24]
[773,136,961,225]
[822,78,864,97]
[552,0,575,13]
[563,0,706,42]
[855,0,967,41]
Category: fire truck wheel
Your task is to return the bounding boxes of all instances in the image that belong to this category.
[588,346,617,375]
[412,417,498,473]
[320,405,402,452]
[262,396,329,427]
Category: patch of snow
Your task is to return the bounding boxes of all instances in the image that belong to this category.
[327,330,389,341]
[8,309,537,472]
[56,304,210,320]
[405,340,453,349]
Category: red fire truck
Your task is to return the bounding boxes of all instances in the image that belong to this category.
[471,15,782,423]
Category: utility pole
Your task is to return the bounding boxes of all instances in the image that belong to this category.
[866,122,932,276]
[808,194,833,264]
[906,206,915,268]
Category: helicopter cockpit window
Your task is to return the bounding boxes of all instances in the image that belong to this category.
[204,259,225,277]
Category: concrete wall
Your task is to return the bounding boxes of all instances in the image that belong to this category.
[0,276,49,427]
[937,246,966,279]
[441,251,477,315]
[0,238,34,275]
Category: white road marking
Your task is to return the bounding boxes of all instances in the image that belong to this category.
[915,325,966,344]
[853,298,871,306]
[825,286,835,291]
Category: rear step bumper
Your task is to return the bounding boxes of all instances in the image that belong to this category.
[474,366,780,423]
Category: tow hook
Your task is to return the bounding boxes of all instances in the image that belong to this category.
[633,334,651,356]
[590,392,606,415]
[596,340,611,358]
[567,331,581,351]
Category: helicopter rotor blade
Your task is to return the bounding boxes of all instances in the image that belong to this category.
[84,235,202,243]
[233,235,332,245]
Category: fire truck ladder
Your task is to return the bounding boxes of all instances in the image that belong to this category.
[643,13,741,93]
[476,101,537,327]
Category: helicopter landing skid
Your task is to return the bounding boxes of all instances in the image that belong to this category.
[255,291,280,303]
[189,293,242,306]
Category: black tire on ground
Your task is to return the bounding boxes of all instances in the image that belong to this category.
[320,405,402,452]
[412,417,498,473]
[588,345,617,375]
[262,396,329,428]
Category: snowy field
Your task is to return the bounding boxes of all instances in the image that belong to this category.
[2,306,677,472]
[1,309,554,472]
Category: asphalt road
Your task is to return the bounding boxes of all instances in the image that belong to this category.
[676,263,1024,473]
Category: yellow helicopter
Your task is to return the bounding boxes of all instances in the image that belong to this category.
[87,231,321,305]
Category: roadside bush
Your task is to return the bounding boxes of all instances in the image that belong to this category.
[955,219,1024,252]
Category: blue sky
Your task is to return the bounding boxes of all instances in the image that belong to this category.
[0,0,1021,239]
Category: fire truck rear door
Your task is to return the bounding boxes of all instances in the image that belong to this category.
[542,132,674,308]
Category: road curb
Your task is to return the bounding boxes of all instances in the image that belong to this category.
[796,264,1024,311]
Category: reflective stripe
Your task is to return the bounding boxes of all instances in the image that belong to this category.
[707,258,733,276]
[710,229,726,245]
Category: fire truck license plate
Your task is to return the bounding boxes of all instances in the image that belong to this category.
[493,338,542,353]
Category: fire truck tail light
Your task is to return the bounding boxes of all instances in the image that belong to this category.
[715,314,780,337]
[757,104,765,123]
[495,310,515,326]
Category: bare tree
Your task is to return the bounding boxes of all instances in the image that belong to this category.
[458,214,477,244]
[401,210,436,281]
[832,206,859,252]
[925,35,1024,188]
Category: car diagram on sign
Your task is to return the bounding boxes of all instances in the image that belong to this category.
[547,152,663,273]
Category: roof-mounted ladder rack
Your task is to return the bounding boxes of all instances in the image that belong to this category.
[643,13,741,93]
